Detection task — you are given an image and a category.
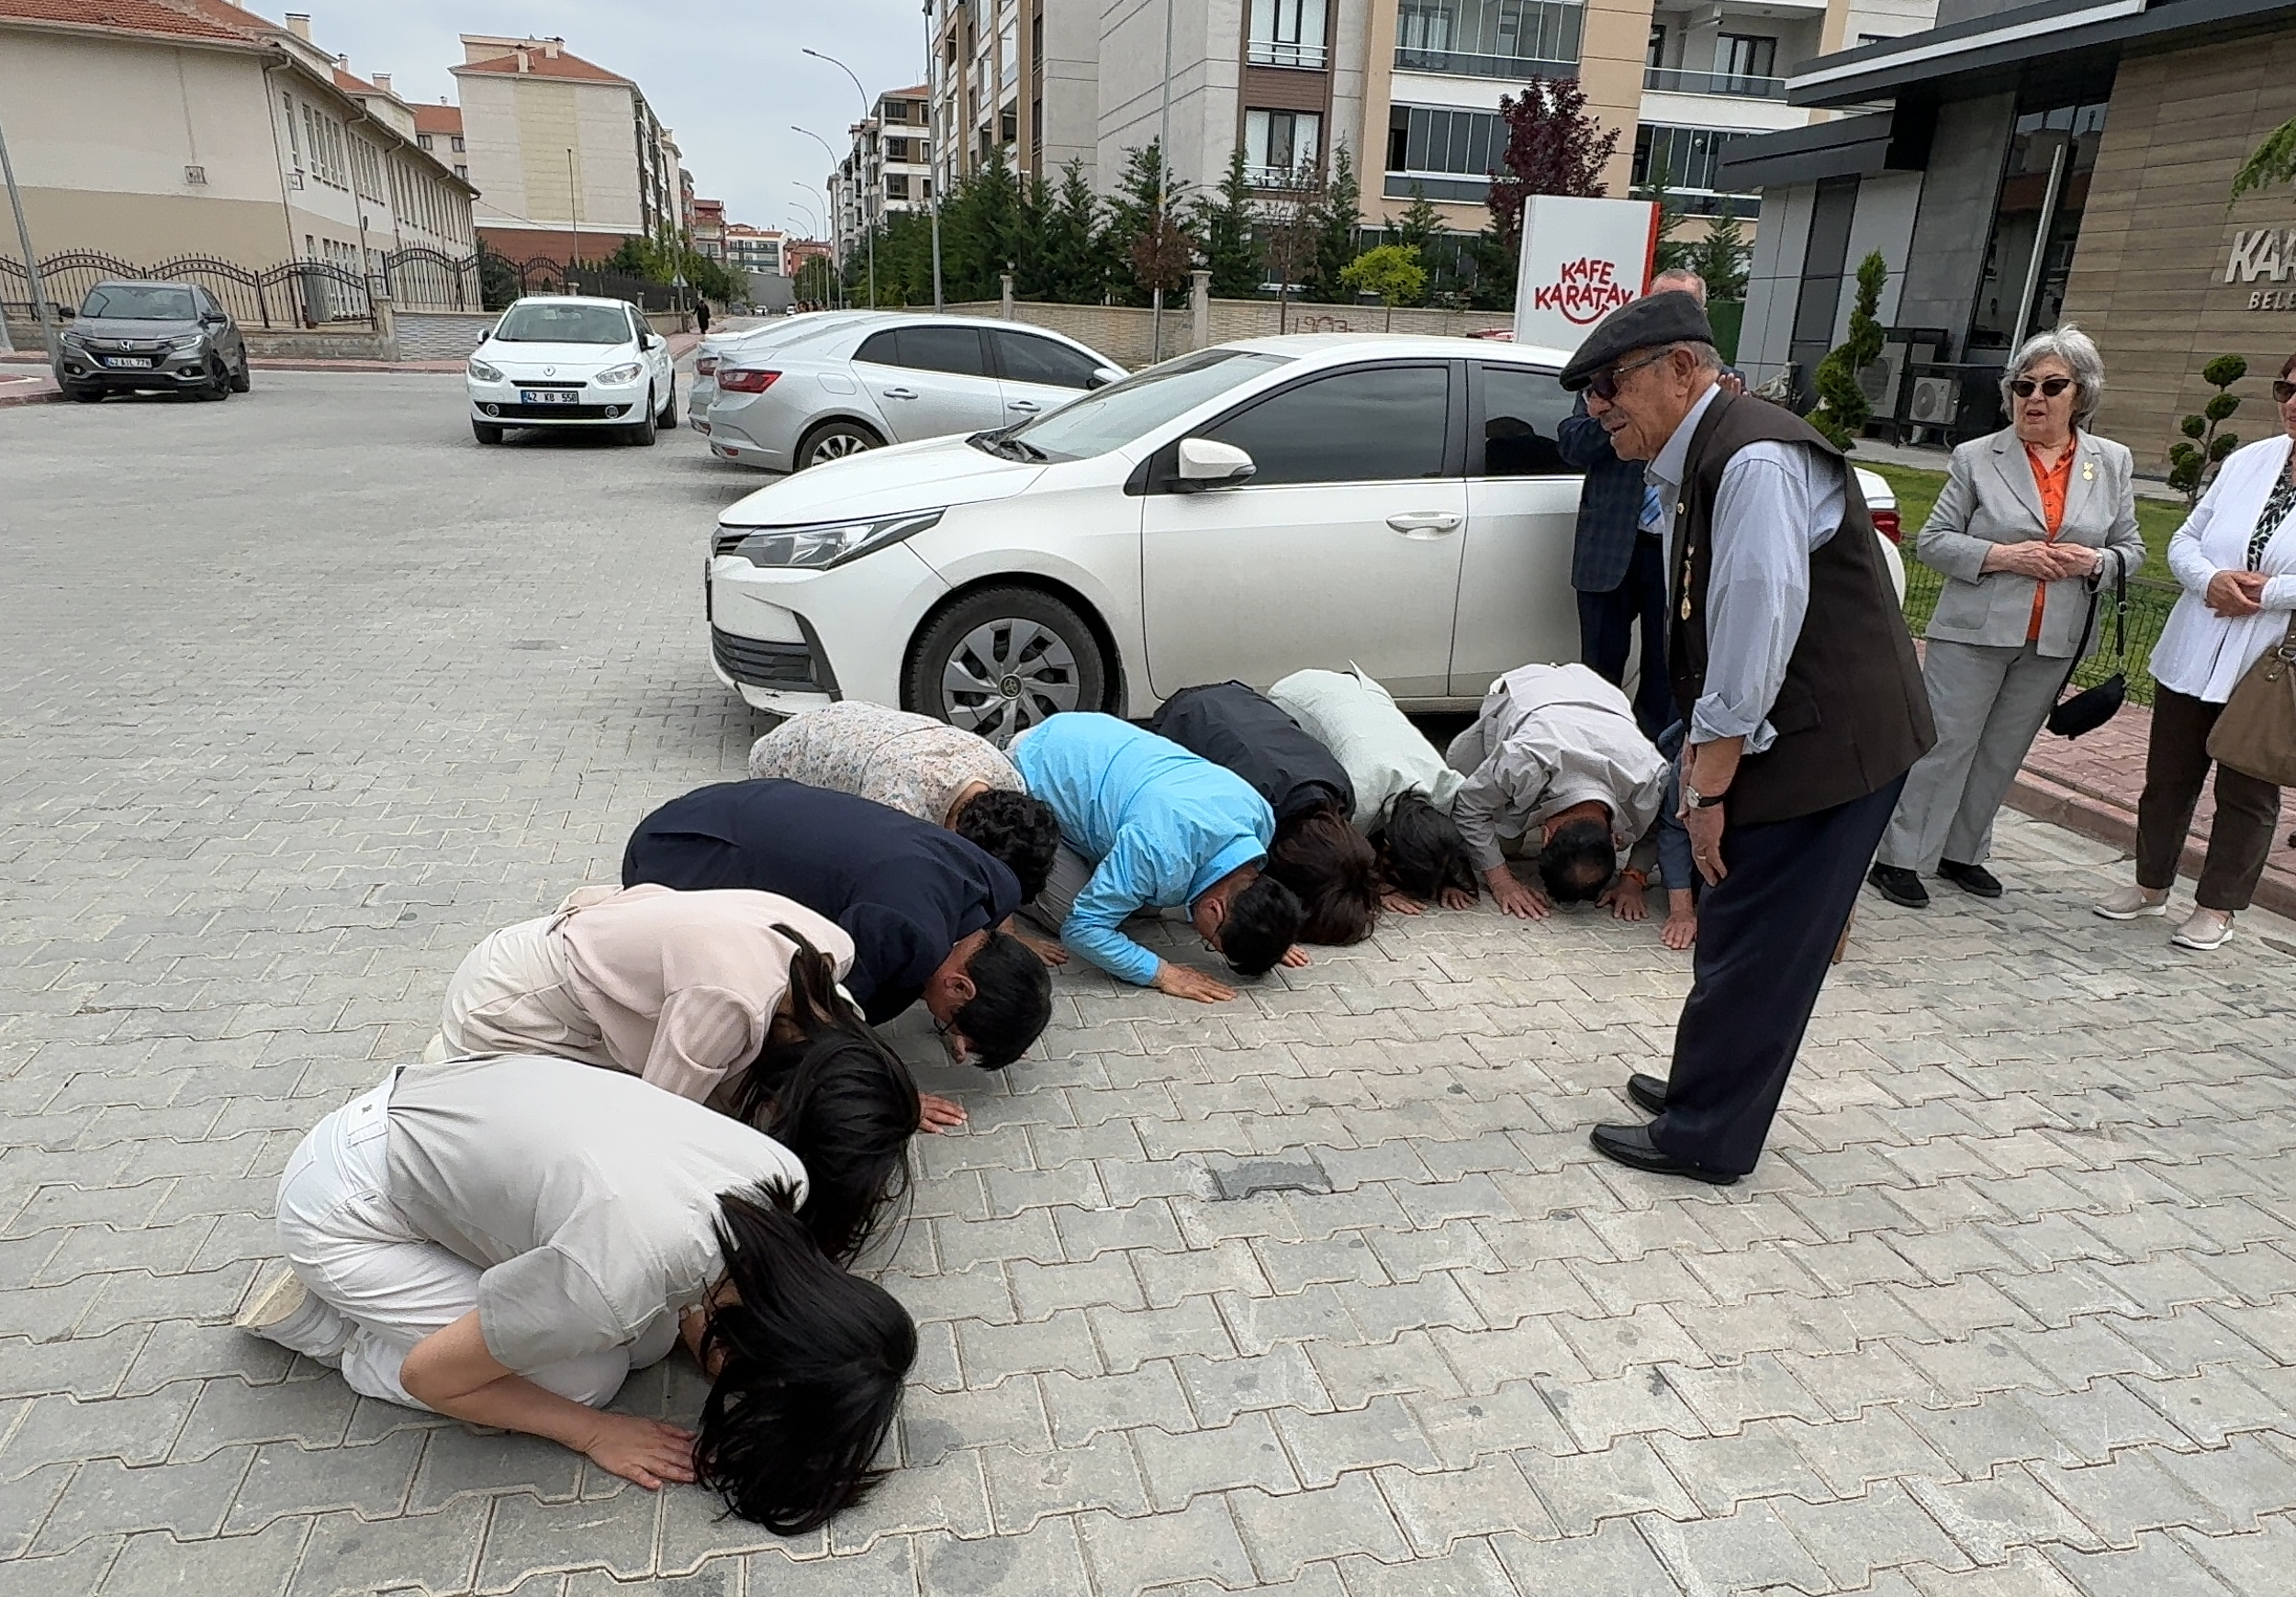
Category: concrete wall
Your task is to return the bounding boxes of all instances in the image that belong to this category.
[2063,31,2296,472]
[461,72,644,236]
[1095,0,1248,192]
[394,310,495,361]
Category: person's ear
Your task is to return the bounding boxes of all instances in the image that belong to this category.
[946,966,977,1007]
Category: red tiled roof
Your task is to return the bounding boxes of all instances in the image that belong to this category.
[412,103,462,136]
[453,47,629,85]
[331,63,377,94]
[0,0,263,45]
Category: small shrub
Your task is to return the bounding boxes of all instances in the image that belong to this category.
[1805,251,1887,450]
[2167,354,2246,504]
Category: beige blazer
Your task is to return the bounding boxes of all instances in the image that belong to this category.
[1915,428,2145,658]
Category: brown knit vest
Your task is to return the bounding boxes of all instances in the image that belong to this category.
[1666,392,1935,827]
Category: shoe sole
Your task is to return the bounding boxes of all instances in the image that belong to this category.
[233,1269,308,1333]
[2171,927,2234,951]
[1942,878,2003,899]
[2094,903,2169,921]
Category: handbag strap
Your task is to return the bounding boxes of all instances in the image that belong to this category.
[2055,553,2124,702]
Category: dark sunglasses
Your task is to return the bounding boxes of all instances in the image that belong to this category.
[2010,375,2076,399]
[1587,348,1674,402]
[2274,379,2295,404]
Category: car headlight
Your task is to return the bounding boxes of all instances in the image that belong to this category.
[467,357,503,383]
[60,329,86,349]
[168,334,205,352]
[594,363,644,385]
[719,510,945,571]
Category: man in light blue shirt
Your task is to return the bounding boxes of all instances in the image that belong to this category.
[1009,713,1305,1003]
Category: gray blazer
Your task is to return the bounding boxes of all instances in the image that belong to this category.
[1916,428,2145,659]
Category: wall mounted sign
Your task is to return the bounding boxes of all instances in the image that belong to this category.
[2225,229,2296,309]
[1513,196,1661,351]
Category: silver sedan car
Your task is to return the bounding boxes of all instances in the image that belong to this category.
[689,312,878,434]
[702,312,1126,472]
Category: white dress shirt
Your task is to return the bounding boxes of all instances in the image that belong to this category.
[1443,664,1669,871]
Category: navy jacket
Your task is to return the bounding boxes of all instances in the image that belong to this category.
[621,778,1021,1025]
[1147,681,1354,825]
[1558,395,1651,595]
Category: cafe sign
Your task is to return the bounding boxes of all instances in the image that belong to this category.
[2224,228,2296,310]
[1513,196,1661,349]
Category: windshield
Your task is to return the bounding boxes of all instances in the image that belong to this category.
[492,303,633,344]
[997,349,1290,461]
[82,285,196,320]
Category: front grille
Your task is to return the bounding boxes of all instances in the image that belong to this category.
[493,402,624,420]
[711,628,826,691]
[512,379,585,390]
[712,529,756,556]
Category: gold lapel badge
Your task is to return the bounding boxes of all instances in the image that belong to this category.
[2081,461,2096,481]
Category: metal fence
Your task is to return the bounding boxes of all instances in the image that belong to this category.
[487,253,677,311]
[0,251,378,329]
[1902,560,2180,706]
[379,247,482,312]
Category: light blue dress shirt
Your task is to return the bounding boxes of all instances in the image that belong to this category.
[1008,714,1272,986]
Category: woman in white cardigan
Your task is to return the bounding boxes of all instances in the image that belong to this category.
[2097,352,2296,949]
[1871,325,2145,910]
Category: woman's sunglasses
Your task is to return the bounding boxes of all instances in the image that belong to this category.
[1587,348,1674,402]
[2273,379,2296,404]
[2010,376,2076,399]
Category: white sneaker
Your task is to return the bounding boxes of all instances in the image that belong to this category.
[234,1269,350,1364]
[2094,886,2169,921]
[2171,909,2235,951]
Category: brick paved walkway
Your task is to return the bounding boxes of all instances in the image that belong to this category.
[4,374,2295,1596]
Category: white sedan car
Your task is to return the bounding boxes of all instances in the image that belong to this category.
[703,334,1906,740]
[689,312,879,435]
[466,295,677,446]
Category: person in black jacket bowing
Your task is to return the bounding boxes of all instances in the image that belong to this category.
[1559,292,1934,1184]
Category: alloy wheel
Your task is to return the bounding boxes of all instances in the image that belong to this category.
[810,431,876,465]
[939,617,1081,744]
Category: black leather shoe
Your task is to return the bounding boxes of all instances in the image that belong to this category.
[1938,859,2004,899]
[1626,1073,1669,1115]
[1588,1123,1738,1185]
[1868,864,1929,908]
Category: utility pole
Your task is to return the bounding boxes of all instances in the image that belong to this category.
[1153,0,1175,363]
[925,0,943,312]
[0,106,59,363]
[804,49,877,309]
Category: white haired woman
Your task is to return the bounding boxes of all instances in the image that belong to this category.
[2096,350,2296,949]
[1870,324,2145,909]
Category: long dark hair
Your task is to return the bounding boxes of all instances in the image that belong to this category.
[729,928,919,1265]
[1266,801,1379,944]
[1373,792,1476,903]
[694,1181,915,1533]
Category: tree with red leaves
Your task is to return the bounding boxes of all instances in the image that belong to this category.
[1484,77,1620,254]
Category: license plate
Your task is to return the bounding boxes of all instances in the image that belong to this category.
[520,388,577,405]
[103,357,153,369]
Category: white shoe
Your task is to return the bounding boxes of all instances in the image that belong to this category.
[2094,886,2169,921]
[235,1268,350,1364]
[2171,909,2234,951]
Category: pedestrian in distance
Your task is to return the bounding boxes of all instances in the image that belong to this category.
[621,779,1051,1102]
[2096,349,2296,949]
[746,700,1063,904]
[1007,711,1306,1003]
[236,1054,913,1533]
[695,299,711,336]
[1266,664,1476,913]
[1558,268,1742,742]
[1562,291,1935,1185]
[1442,662,1670,921]
[1148,680,1381,944]
[1870,324,2143,910]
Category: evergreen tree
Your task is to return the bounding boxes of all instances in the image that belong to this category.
[1307,141,1361,302]
[1687,212,1749,301]
[1806,251,1888,449]
[1193,146,1263,299]
[1033,160,1116,303]
[1105,140,1191,307]
[1392,185,1445,306]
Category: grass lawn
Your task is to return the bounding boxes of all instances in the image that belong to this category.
[1860,460,2187,582]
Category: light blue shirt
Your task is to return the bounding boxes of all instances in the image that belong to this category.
[1645,384,1845,753]
[1008,714,1272,986]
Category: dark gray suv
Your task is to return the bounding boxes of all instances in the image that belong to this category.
[56,280,252,402]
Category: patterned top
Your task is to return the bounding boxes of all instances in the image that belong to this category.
[2249,471,2296,571]
[746,700,1020,825]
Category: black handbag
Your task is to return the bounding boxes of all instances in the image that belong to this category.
[2046,556,2126,739]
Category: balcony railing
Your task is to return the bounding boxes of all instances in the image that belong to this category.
[1249,39,1330,69]
[1394,45,1577,79]
[1642,65,1788,99]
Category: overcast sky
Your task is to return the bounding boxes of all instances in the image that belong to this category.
[305,0,928,240]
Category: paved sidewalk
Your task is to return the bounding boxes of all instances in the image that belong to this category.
[3,373,2294,1596]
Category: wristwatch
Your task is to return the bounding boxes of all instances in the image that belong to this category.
[1683,780,1729,810]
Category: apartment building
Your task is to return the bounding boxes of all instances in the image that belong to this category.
[929,0,1932,238]
[722,224,788,278]
[0,0,474,274]
[449,34,678,262]
[692,198,727,260]
[412,104,469,183]
[829,85,934,261]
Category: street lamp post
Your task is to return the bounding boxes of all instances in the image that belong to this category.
[923,0,943,312]
[1153,0,1175,363]
[790,182,837,307]
[0,106,60,363]
[790,125,852,305]
[802,48,878,310]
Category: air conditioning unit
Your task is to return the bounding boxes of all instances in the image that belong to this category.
[1908,375,1958,426]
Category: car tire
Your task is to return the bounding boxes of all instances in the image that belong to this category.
[796,418,883,470]
[903,586,1110,747]
[230,356,252,394]
[472,419,506,445]
[626,394,657,446]
[655,377,676,430]
[200,363,230,402]
[68,385,104,404]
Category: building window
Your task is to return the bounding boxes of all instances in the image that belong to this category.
[1646,24,1664,68]
[1384,104,1500,201]
[1394,0,1582,82]
[452,134,465,152]
[887,173,911,200]
[1968,97,2110,352]
[1246,107,1323,186]
[284,94,301,164]
[1630,125,1756,216]
[1857,32,1894,46]
[417,132,433,151]
[1249,0,1329,70]
[1000,104,1018,142]
[1714,33,1777,89]
[455,164,467,179]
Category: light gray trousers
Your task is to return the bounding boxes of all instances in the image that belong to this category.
[1877,638,2069,874]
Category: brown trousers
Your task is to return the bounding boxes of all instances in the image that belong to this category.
[2135,687,2285,910]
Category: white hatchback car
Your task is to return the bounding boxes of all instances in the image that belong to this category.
[704,334,1905,740]
[467,295,678,446]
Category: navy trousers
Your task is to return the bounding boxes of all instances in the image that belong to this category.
[1648,776,1906,1178]
[1574,530,1674,742]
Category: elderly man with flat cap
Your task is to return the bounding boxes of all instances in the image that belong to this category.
[1559,291,1934,1185]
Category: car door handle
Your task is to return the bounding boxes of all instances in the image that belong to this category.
[882,386,918,399]
[1386,512,1462,536]
[1006,399,1041,412]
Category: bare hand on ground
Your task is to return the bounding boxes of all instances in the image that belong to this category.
[918,1091,968,1133]
[1485,866,1550,920]
[1601,877,1647,921]
[1439,887,1477,910]
[1661,908,1697,951]
[1014,930,1070,966]
[1381,889,1425,916]
[580,1413,697,1490]
[1151,962,1236,1003]
[1280,945,1311,969]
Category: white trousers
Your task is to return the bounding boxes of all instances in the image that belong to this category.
[431,912,614,1069]
[274,1076,632,1412]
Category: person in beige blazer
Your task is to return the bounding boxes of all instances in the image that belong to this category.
[1871,324,2145,908]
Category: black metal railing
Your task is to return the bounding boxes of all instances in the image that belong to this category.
[485,253,678,312]
[1,250,380,329]
[379,247,482,312]
[1902,561,2181,706]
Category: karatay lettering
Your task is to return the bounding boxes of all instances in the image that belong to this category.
[1530,257,1639,325]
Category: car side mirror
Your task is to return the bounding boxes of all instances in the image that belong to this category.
[1086,366,1123,390]
[57,305,74,320]
[644,332,663,350]
[1174,437,1256,493]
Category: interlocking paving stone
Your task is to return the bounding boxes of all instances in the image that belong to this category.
[5,375,2294,1594]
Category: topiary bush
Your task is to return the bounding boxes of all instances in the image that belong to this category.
[2167,354,2246,504]
[1805,251,1887,450]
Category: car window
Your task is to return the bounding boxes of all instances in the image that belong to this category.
[1198,365,1450,486]
[992,329,1103,389]
[492,302,633,343]
[1477,363,1578,477]
[1001,348,1289,463]
[81,285,196,319]
[894,325,991,378]
[853,329,902,366]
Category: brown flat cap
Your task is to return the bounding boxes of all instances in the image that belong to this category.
[1557,291,1717,391]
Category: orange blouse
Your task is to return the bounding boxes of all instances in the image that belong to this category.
[2024,436,2077,642]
